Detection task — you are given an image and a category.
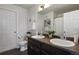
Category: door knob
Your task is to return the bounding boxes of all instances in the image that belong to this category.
[14,31,17,33]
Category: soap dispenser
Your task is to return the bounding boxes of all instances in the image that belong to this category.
[36,31,38,36]
[74,32,79,44]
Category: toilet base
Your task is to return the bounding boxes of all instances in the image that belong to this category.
[20,46,27,51]
[18,41,28,52]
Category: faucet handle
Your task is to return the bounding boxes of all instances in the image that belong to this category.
[64,31,66,39]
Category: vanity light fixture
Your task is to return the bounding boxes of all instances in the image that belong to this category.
[44,4,50,8]
[38,4,51,11]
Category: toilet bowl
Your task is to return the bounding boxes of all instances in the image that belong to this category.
[18,41,27,51]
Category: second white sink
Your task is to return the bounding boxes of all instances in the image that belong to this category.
[50,39,75,47]
[32,35,45,39]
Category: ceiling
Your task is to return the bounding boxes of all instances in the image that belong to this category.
[38,4,79,14]
[15,4,36,9]
[15,4,79,15]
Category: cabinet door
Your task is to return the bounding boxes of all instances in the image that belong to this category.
[41,43,71,55]
[28,45,41,55]
[41,50,49,55]
[28,38,41,55]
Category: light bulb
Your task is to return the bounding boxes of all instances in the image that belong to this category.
[44,4,50,8]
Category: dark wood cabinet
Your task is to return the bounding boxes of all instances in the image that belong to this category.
[41,42,71,55]
[28,38,71,55]
[28,38,41,55]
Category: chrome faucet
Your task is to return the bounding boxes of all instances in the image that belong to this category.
[64,32,66,40]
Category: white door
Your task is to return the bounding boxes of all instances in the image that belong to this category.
[0,9,17,52]
[54,17,64,38]
[64,10,79,37]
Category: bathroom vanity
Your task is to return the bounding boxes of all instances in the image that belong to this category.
[28,36,79,55]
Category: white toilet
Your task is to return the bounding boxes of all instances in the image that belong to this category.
[18,41,27,51]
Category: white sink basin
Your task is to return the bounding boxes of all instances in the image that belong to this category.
[32,35,45,39]
[50,39,75,47]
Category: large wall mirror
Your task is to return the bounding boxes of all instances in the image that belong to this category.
[38,4,79,39]
[44,16,51,31]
